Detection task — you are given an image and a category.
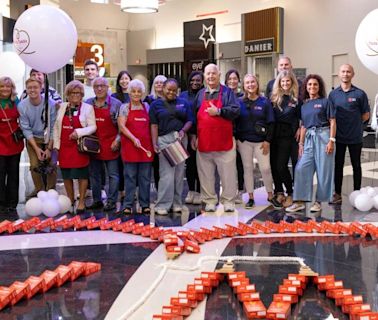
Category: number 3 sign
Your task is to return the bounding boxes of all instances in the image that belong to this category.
[75,42,105,67]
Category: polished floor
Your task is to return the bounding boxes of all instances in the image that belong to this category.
[0,138,378,319]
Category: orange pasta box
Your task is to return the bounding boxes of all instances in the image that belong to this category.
[67,261,86,281]
[184,240,200,253]
[24,276,44,299]
[162,305,191,317]
[267,301,291,319]
[288,274,308,284]
[278,285,303,296]
[293,220,312,233]
[39,270,59,292]
[9,281,30,305]
[0,220,12,234]
[62,215,81,229]
[228,271,246,281]
[140,225,154,237]
[35,218,54,231]
[100,218,121,230]
[164,234,179,246]
[350,312,378,320]
[273,293,298,304]
[251,221,271,233]
[314,274,335,285]
[176,292,197,307]
[326,288,353,299]
[166,245,184,254]
[116,219,135,232]
[266,221,285,233]
[235,284,256,294]
[349,304,372,315]
[131,222,145,235]
[152,315,183,320]
[7,219,26,233]
[186,285,205,300]
[320,221,340,234]
[170,297,197,308]
[75,216,96,229]
[191,231,206,243]
[230,278,250,289]
[342,303,362,314]
[51,215,68,230]
[238,292,260,302]
[334,221,352,234]
[54,265,73,286]
[318,280,343,291]
[279,221,298,233]
[362,224,378,237]
[283,279,306,290]
[307,220,323,233]
[193,279,212,293]
[201,271,223,281]
[87,217,108,230]
[342,295,364,305]
[238,222,259,234]
[350,222,368,237]
[243,300,267,319]
[335,294,353,306]
[0,287,13,310]
[23,217,41,232]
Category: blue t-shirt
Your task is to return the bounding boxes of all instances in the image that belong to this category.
[273,95,300,125]
[328,85,370,144]
[236,96,275,142]
[300,98,335,129]
[149,97,194,136]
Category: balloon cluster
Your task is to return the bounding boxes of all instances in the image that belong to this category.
[349,186,378,212]
[25,190,72,217]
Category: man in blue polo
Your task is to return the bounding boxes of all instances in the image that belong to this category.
[329,64,370,204]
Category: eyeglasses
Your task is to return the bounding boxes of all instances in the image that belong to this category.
[94,84,108,89]
[70,91,82,96]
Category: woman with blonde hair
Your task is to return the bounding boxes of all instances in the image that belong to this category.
[269,70,301,209]
[0,76,24,212]
[53,80,96,214]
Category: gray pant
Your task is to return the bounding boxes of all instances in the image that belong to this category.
[197,139,237,205]
[155,132,187,210]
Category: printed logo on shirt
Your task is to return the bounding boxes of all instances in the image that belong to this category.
[96,118,105,122]
[134,117,147,122]
[348,98,357,102]
[63,125,73,129]
[176,104,185,108]
[288,102,296,108]
[313,104,322,109]
[254,106,263,111]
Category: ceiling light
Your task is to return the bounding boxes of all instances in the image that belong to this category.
[120,0,158,13]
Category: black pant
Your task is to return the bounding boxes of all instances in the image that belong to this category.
[117,156,124,192]
[270,137,294,195]
[290,139,298,181]
[0,153,21,208]
[334,142,362,194]
[186,144,200,192]
[153,154,160,190]
[236,150,244,191]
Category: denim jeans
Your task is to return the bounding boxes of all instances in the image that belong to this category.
[89,158,119,203]
[123,162,152,208]
[293,127,335,202]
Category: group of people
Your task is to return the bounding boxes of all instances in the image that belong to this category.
[0,57,370,215]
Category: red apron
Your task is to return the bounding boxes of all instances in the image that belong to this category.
[197,86,233,152]
[121,103,154,162]
[94,99,119,161]
[59,105,89,168]
[0,103,24,156]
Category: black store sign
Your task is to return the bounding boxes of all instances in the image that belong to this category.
[245,38,275,55]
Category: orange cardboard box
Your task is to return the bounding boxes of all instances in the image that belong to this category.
[278,285,302,296]
[238,222,259,234]
[230,278,250,289]
[326,288,353,299]
[251,221,271,233]
[342,295,364,305]
[162,305,191,316]
[9,282,30,305]
[293,220,312,233]
[279,221,298,233]
[238,292,260,302]
[288,274,308,284]
[314,275,335,284]
[349,304,372,314]
[320,221,339,234]
[0,288,13,310]
[87,217,108,230]
[35,218,54,231]
[164,235,179,246]
[201,272,223,281]
[51,215,68,230]
[39,270,59,292]
[235,284,256,294]
[350,312,378,320]
[54,265,73,286]
[67,261,86,281]
[318,280,343,291]
[228,271,246,280]
[267,301,291,319]
[307,220,323,233]
[62,216,81,229]
[24,276,44,299]
[0,220,12,233]
[243,300,267,319]
[335,295,353,306]
[83,262,101,276]
[170,297,197,308]
[7,219,26,234]
[193,279,212,293]
[186,286,205,300]
[23,217,41,232]
[342,303,361,314]
[100,218,121,230]
[283,279,306,289]
[266,221,285,233]
[152,315,183,320]
[273,293,298,304]
[75,216,96,229]
[166,245,184,254]
[131,222,145,235]
[115,219,135,232]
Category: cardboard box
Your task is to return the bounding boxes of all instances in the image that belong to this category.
[54,265,73,286]
[350,312,378,320]
[67,261,86,281]
[39,270,59,292]
[238,292,260,302]
[24,276,44,298]
[273,293,298,304]
[267,301,291,319]
[278,285,302,296]
[83,262,101,276]
[326,288,353,299]
[162,305,191,316]
[243,300,267,319]
[235,284,256,294]
[318,280,343,291]
[152,315,183,320]
[170,297,197,308]
[9,281,30,305]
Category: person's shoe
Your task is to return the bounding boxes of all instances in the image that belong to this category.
[192,192,202,205]
[235,191,243,204]
[224,203,235,212]
[103,201,116,211]
[282,195,293,208]
[330,193,342,204]
[141,207,151,215]
[172,205,182,213]
[285,202,305,213]
[185,191,194,204]
[122,207,132,215]
[204,203,216,212]
[245,198,255,209]
[155,208,168,215]
[87,201,104,210]
[310,201,322,212]
[268,197,283,209]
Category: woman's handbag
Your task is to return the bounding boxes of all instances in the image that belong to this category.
[254,123,267,137]
[77,135,100,154]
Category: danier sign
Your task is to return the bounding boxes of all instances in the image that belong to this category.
[245,38,274,55]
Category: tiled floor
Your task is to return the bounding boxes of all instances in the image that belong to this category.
[1,140,378,319]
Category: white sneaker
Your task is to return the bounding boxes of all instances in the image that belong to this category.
[192,192,202,205]
[172,205,182,213]
[310,201,322,212]
[185,191,194,204]
[235,191,243,204]
[155,208,168,215]
[224,203,235,212]
[204,203,216,212]
[285,202,305,213]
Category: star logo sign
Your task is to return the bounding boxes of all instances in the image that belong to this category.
[199,24,215,49]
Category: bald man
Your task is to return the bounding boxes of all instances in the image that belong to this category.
[329,64,370,204]
[265,57,297,98]
[192,64,240,213]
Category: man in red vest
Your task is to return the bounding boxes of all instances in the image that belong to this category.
[192,64,240,212]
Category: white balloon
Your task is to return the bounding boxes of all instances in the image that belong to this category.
[57,195,72,214]
[360,187,368,194]
[13,5,78,74]
[25,197,43,216]
[373,195,378,210]
[354,193,373,212]
[355,9,378,75]
[47,189,59,200]
[349,190,361,207]
[37,191,49,201]
[42,199,60,217]
[0,52,26,81]
[367,187,376,198]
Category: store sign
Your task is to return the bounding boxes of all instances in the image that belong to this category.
[75,42,105,67]
[244,38,274,55]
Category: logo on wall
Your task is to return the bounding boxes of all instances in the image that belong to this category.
[199,24,215,49]
[13,29,35,55]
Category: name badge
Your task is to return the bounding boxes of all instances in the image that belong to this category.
[73,111,78,116]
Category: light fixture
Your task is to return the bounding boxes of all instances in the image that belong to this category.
[120,0,158,13]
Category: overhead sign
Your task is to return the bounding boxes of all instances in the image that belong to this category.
[244,38,274,55]
[75,42,105,68]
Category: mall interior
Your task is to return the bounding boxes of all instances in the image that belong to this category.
[1,0,378,319]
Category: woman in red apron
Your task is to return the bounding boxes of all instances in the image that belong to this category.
[53,80,97,214]
[0,76,24,213]
[118,79,154,214]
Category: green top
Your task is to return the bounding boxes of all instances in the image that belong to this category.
[0,97,19,109]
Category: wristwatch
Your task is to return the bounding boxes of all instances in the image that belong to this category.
[329,137,336,142]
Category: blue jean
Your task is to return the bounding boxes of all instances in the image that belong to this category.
[155,132,187,210]
[293,127,335,202]
[123,162,152,208]
[89,158,119,203]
